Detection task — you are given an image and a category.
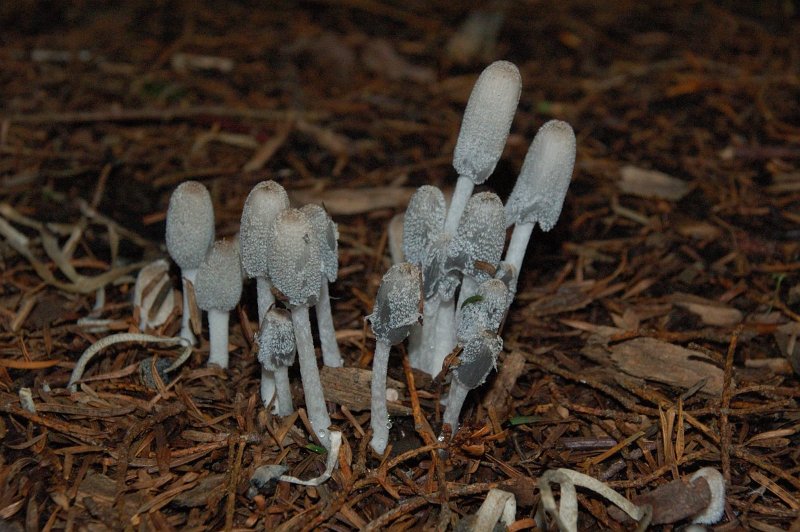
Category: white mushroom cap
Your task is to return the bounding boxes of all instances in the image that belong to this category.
[300,204,339,283]
[452,331,502,389]
[453,60,521,185]
[367,262,422,345]
[166,181,215,271]
[240,181,290,279]
[194,239,243,312]
[505,119,576,231]
[448,192,506,282]
[257,308,296,371]
[266,209,322,308]
[403,185,446,266]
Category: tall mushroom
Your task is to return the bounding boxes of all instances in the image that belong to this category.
[367,262,422,455]
[300,204,343,368]
[504,120,576,293]
[257,308,296,416]
[240,180,289,408]
[194,239,242,369]
[165,181,215,345]
[266,209,332,449]
[446,60,521,234]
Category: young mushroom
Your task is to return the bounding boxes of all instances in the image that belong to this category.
[165,181,215,344]
[402,185,446,367]
[367,262,422,455]
[446,60,521,234]
[257,308,296,416]
[194,239,243,369]
[240,181,290,410]
[300,204,343,368]
[426,192,506,377]
[266,209,332,449]
[504,120,576,293]
[442,331,502,434]
[457,278,509,343]
[689,467,726,525]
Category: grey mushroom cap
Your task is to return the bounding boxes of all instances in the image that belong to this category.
[300,204,339,283]
[422,234,460,300]
[194,239,243,312]
[257,308,296,371]
[367,262,422,345]
[505,119,576,231]
[166,181,215,270]
[447,192,506,282]
[240,181,290,279]
[457,278,509,342]
[403,185,446,266]
[452,331,502,389]
[453,60,521,184]
[266,209,322,308]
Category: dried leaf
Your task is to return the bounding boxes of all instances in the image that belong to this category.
[618,165,691,201]
[133,259,175,331]
[609,337,723,395]
[671,292,743,326]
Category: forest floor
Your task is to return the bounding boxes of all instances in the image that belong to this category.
[1,1,799,530]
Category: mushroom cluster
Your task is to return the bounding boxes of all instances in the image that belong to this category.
[162,59,576,457]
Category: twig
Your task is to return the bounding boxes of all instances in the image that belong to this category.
[720,325,742,483]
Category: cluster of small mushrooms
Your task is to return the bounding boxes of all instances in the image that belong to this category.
[165,60,577,455]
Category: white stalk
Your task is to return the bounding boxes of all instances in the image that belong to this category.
[260,367,277,410]
[443,178,475,234]
[369,340,391,454]
[417,296,441,372]
[292,305,331,450]
[256,276,275,323]
[442,378,470,433]
[430,297,456,376]
[504,221,534,293]
[207,308,229,369]
[180,268,198,345]
[315,282,342,367]
[272,365,294,416]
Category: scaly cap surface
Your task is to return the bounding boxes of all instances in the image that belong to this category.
[194,239,243,311]
[266,209,322,307]
[403,185,446,265]
[257,308,296,371]
[448,192,505,282]
[367,262,422,345]
[166,181,215,270]
[300,204,339,283]
[240,181,289,278]
[453,60,521,184]
[505,120,576,231]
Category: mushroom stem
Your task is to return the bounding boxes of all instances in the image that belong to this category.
[430,297,456,376]
[260,367,277,409]
[180,268,198,344]
[207,308,230,369]
[504,221,534,293]
[291,305,332,449]
[444,177,475,235]
[256,277,275,323]
[369,340,392,455]
[416,297,440,371]
[315,282,343,367]
[442,378,470,433]
[272,365,294,416]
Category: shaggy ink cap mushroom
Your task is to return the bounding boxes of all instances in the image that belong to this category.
[165,181,215,344]
[301,204,343,367]
[194,239,243,369]
[367,262,422,454]
[446,60,521,234]
[265,209,331,448]
[503,119,576,292]
[257,308,296,416]
[403,185,446,266]
[442,331,502,433]
[240,181,290,320]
